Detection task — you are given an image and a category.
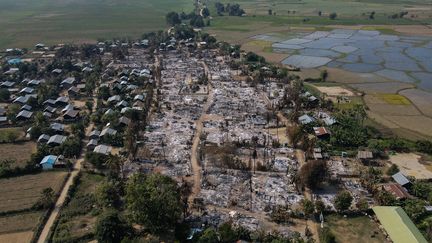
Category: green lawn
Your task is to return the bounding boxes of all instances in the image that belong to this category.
[0,0,192,49]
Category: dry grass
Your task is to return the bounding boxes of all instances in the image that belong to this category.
[0,141,36,168]
[0,211,41,234]
[0,127,25,142]
[0,231,33,243]
[326,215,386,243]
[0,172,67,212]
[376,94,411,105]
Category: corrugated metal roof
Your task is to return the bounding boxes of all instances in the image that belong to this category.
[373,206,427,243]
[392,172,410,186]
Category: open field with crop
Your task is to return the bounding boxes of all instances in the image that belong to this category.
[52,173,104,242]
[0,172,67,212]
[0,127,25,143]
[0,0,192,49]
[211,0,432,17]
[0,231,33,243]
[0,141,36,168]
[375,94,411,105]
[325,214,386,243]
[0,211,41,234]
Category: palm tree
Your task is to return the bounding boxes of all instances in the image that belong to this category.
[105,155,123,177]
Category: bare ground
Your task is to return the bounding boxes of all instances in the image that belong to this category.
[0,231,33,243]
[0,172,67,212]
[389,153,432,179]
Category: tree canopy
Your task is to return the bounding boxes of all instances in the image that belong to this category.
[166,12,181,26]
[125,173,182,233]
[334,190,353,212]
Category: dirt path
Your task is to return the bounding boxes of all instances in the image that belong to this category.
[36,100,96,243]
[188,62,214,205]
[259,91,293,146]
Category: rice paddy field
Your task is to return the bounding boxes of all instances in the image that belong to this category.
[244,25,432,139]
[256,29,432,91]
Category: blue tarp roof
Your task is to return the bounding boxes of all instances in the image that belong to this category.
[40,155,58,165]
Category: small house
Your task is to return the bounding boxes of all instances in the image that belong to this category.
[38,134,50,144]
[63,109,79,121]
[61,77,76,88]
[313,127,330,139]
[40,155,58,170]
[87,139,98,150]
[298,114,315,125]
[93,144,112,155]
[16,110,33,120]
[47,135,67,146]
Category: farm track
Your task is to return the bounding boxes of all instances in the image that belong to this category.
[188,61,213,206]
[36,97,96,243]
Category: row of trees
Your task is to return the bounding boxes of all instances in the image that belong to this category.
[166,11,209,28]
[215,2,245,16]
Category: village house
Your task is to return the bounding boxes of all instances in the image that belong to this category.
[40,155,60,170]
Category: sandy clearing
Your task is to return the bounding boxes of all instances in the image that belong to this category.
[0,231,33,243]
[314,86,355,96]
[389,153,432,179]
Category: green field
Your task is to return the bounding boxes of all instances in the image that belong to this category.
[0,0,192,49]
[0,0,431,49]
[209,0,432,17]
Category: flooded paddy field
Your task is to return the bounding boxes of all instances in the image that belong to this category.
[253,29,432,92]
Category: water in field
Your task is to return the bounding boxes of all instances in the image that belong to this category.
[258,29,432,91]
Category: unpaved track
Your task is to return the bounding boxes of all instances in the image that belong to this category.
[188,62,213,205]
[37,99,96,243]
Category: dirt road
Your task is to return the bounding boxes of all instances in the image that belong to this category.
[36,99,96,243]
[188,62,214,205]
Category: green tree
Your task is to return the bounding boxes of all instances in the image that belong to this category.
[298,160,327,190]
[386,164,400,176]
[219,222,237,243]
[166,12,181,26]
[320,69,328,82]
[301,199,315,218]
[375,190,397,206]
[0,159,13,177]
[329,12,337,20]
[356,197,369,211]
[198,228,219,243]
[125,173,182,233]
[202,7,210,18]
[403,199,426,223]
[315,198,325,213]
[35,187,55,209]
[411,181,431,199]
[0,88,10,102]
[96,180,121,208]
[95,210,130,243]
[334,190,353,212]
